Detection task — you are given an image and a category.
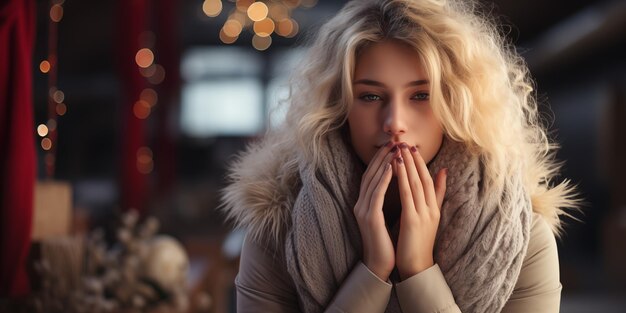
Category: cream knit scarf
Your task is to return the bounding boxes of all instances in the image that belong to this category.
[285,130,532,313]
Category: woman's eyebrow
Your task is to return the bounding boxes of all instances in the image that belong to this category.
[353,79,430,87]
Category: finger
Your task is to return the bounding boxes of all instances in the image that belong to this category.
[365,150,397,206]
[434,168,448,209]
[410,146,437,209]
[370,162,393,211]
[360,142,394,195]
[394,156,417,220]
[399,143,427,213]
[357,148,396,217]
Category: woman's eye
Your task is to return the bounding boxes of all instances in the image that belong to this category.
[412,92,430,101]
[360,94,381,102]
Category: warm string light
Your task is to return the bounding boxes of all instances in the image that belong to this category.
[39,60,51,73]
[136,146,154,174]
[203,0,223,17]
[49,3,63,22]
[37,0,65,177]
[135,48,154,68]
[37,124,49,137]
[131,32,162,175]
[247,2,268,21]
[202,0,315,50]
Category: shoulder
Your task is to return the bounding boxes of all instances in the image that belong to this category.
[527,212,559,265]
[515,213,561,293]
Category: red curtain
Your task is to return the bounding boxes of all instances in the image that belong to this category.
[118,0,150,215]
[155,0,179,195]
[0,0,36,297]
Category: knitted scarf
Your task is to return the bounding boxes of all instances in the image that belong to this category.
[285,131,532,313]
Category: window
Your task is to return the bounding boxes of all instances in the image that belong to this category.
[180,46,305,137]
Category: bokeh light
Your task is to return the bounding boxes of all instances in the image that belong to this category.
[37,124,49,137]
[230,10,251,27]
[252,34,272,51]
[254,18,275,37]
[40,60,51,73]
[286,18,299,38]
[140,88,158,107]
[135,48,154,68]
[52,90,65,103]
[223,19,243,37]
[269,3,288,21]
[47,119,57,131]
[56,103,67,116]
[219,28,238,44]
[147,64,166,85]
[276,18,293,37]
[41,138,52,151]
[247,2,269,22]
[203,0,222,17]
[50,4,63,22]
[136,147,154,174]
[133,100,151,119]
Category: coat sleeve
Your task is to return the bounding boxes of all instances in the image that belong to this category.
[235,233,393,313]
[395,213,562,313]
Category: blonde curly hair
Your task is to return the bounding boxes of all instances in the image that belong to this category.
[265,0,579,235]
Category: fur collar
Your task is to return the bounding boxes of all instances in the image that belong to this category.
[220,138,299,246]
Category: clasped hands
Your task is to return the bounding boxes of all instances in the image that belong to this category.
[353,142,448,281]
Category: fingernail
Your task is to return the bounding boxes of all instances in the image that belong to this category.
[410,146,417,153]
[443,168,448,176]
[396,157,403,164]
[400,143,408,149]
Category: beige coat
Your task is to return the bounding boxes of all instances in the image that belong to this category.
[221,139,564,312]
[234,212,561,313]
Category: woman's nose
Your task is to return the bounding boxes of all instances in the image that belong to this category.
[383,99,407,136]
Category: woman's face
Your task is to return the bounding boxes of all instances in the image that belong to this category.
[347,40,444,166]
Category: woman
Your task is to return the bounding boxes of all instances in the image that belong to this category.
[221,0,579,312]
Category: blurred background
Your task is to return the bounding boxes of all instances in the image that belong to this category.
[2,0,626,312]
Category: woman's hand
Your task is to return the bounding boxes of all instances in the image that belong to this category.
[394,143,447,280]
[353,142,397,281]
